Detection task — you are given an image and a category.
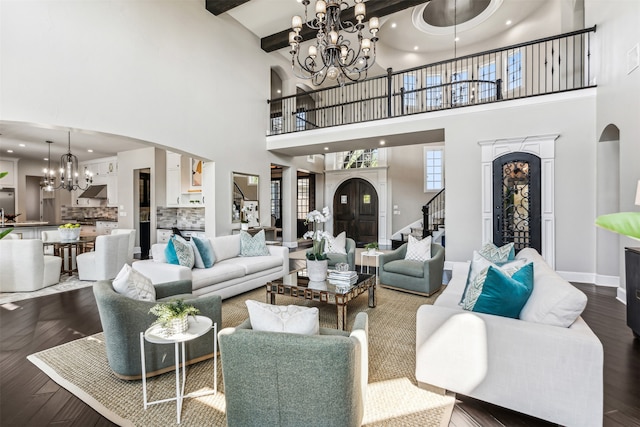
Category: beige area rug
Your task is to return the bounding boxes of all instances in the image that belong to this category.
[0,274,92,305]
[28,286,454,426]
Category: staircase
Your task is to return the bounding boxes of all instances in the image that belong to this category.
[391,189,445,249]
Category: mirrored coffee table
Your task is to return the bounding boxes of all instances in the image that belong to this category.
[266,269,376,330]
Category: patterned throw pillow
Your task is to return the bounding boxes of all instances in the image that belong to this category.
[172,235,195,268]
[465,262,534,318]
[245,300,319,335]
[112,264,156,301]
[478,242,515,263]
[404,235,432,262]
[240,230,270,257]
[325,231,347,254]
[461,251,527,309]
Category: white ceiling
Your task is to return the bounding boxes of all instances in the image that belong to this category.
[1,0,561,162]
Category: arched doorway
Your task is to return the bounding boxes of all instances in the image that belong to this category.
[333,178,378,246]
[492,152,541,253]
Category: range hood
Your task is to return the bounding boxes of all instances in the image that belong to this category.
[78,185,107,199]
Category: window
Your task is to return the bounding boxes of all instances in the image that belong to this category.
[340,149,378,169]
[478,62,496,100]
[424,148,444,191]
[297,177,310,220]
[426,74,442,109]
[270,116,283,134]
[270,179,281,221]
[451,71,469,105]
[507,50,522,90]
[403,73,417,107]
[295,110,307,131]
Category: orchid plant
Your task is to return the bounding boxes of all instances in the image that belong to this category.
[304,207,331,260]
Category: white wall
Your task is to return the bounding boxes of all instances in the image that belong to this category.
[586,0,640,297]
[14,158,71,223]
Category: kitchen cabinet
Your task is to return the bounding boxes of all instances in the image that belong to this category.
[157,229,173,243]
[96,221,118,235]
[165,152,205,207]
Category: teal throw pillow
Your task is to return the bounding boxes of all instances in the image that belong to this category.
[240,229,270,257]
[192,236,215,268]
[164,238,179,265]
[172,235,195,268]
[460,251,526,305]
[468,262,534,319]
[189,238,205,268]
[479,242,515,263]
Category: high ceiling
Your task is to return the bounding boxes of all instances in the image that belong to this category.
[2,0,562,162]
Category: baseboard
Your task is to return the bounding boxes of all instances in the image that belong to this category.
[556,271,619,288]
[595,274,620,287]
[617,287,627,305]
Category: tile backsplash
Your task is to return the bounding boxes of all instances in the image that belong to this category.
[157,207,205,231]
[61,206,118,220]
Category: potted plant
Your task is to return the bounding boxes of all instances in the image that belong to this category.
[364,241,379,255]
[303,207,331,280]
[58,223,81,241]
[149,299,200,336]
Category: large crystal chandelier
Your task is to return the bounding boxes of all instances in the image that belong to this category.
[289,0,380,86]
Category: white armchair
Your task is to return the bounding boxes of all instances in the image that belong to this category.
[76,233,130,281]
[0,239,62,292]
[110,228,136,264]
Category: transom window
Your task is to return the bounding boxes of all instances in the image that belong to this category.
[339,149,379,169]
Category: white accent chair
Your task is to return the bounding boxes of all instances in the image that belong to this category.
[0,239,62,292]
[76,233,130,281]
[110,228,136,264]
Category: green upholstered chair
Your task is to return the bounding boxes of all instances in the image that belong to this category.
[218,312,368,427]
[379,242,445,296]
[93,279,222,380]
[306,237,357,271]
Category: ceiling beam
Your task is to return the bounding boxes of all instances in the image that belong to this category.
[205,0,251,16]
[261,0,429,53]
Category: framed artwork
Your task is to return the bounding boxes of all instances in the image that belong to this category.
[241,200,260,227]
[192,159,203,187]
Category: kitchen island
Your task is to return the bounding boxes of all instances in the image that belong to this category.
[0,223,61,240]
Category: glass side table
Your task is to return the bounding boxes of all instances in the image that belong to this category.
[140,315,217,424]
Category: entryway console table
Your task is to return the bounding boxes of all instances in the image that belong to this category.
[626,247,640,338]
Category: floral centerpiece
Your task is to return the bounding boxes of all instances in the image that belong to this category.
[149,299,200,336]
[58,223,81,241]
[303,207,331,280]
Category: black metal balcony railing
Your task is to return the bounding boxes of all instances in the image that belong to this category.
[267,27,596,136]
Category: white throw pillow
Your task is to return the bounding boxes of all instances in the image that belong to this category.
[112,264,156,301]
[325,231,347,255]
[404,235,432,262]
[245,300,319,335]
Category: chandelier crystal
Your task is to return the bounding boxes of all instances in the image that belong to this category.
[58,132,92,192]
[41,140,56,192]
[289,0,380,86]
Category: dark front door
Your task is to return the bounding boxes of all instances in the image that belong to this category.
[492,152,541,253]
[333,178,378,246]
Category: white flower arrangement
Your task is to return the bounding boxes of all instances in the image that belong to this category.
[304,207,331,260]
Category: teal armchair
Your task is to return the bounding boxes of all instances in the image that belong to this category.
[379,243,445,296]
[306,237,356,271]
[93,279,222,380]
[218,312,368,427]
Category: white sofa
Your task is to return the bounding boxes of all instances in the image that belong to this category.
[0,239,62,292]
[132,234,289,300]
[415,248,603,427]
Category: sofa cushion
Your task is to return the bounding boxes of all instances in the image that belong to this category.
[405,235,432,262]
[325,231,347,255]
[478,242,515,263]
[151,244,168,263]
[225,256,282,275]
[211,234,241,262]
[112,264,156,301]
[192,236,215,268]
[517,248,587,327]
[246,299,319,335]
[468,262,534,318]
[240,230,270,257]
[460,251,527,305]
[172,235,195,268]
[383,259,424,278]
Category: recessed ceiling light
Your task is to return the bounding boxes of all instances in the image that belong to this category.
[324,147,329,151]
[380,140,386,145]
[87,149,93,153]
[391,23,397,28]
[506,20,512,25]
[19,143,25,147]
[7,150,13,153]
[44,157,49,161]
[414,46,419,51]
[454,37,460,42]
[276,89,281,94]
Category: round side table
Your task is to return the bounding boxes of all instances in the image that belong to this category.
[140,315,217,424]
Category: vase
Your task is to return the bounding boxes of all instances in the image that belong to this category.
[58,227,81,241]
[306,259,328,281]
[367,248,377,255]
[241,223,249,231]
[164,315,189,336]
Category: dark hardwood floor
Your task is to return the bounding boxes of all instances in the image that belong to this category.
[1,276,638,426]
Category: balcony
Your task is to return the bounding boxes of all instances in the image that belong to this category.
[268,27,596,136]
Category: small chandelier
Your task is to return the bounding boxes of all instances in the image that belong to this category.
[289,0,380,86]
[41,140,56,192]
[58,132,92,192]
